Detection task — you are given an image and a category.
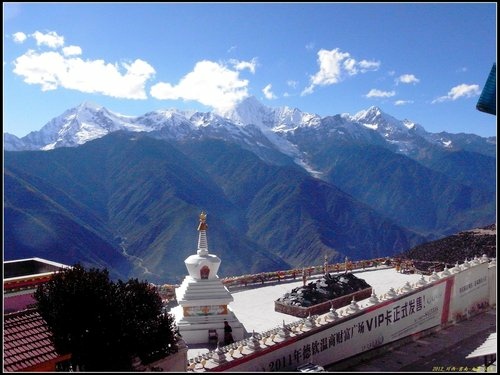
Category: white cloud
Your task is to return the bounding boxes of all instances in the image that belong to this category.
[432,83,480,103]
[305,42,315,51]
[343,58,358,76]
[31,31,64,48]
[396,74,420,85]
[150,60,250,112]
[302,48,380,95]
[365,89,396,98]
[229,58,257,74]
[227,45,237,53]
[287,80,298,89]
[13,50,155,99]
[311,49,349,85]
[394,100,414,106]
[62,45,82,56]
[13,32,27,43]
[262,84,277,100]
[345,59,381,76]
[358,60,381,72]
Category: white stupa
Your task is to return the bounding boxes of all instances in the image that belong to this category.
[174,212,244,345]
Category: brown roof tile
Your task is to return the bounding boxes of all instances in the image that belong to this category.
[4,308,69,372]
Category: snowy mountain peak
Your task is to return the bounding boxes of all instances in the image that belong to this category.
[403,119,416,130]
[219,96,321,132]
[72,102,109,122]
[347,106,434,154]
[141,109,189,122]
[153,108,197,120]
[77,101,103,111]
[190,111,226,127]
[365,105,383,116]
[352,106,389,124]
[5,99,494,170]
[219,96,271,128]
[238,95,265,109]
[352,106,413,133]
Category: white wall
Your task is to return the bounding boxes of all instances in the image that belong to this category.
[449,261,490,321]
[202,261,495,372]
[488,262,496,307]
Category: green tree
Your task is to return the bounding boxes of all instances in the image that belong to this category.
[34,264,177,371]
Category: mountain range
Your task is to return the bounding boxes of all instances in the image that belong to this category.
[4,97,496,283]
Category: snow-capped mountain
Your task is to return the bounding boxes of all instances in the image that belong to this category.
[133,109,195,140]
[15,102,150,151]
[219,95,321,132]
[5,98,496,282]
[348,106,427,154]
[4,97,496,172]
[352,106,426,136]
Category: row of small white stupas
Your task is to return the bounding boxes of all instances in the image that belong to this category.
[185,252,495,372]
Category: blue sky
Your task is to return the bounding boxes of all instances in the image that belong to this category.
[3,2,497,138]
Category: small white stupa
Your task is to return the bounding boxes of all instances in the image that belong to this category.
[175,211,244,345]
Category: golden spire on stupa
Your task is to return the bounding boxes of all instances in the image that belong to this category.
[197,211,208,231]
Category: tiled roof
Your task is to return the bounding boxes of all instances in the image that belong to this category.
[3,308,68,372]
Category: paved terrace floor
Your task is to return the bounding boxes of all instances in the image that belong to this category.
[170,266,425,359]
